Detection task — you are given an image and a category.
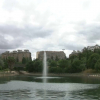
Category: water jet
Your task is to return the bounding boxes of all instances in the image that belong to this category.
[43,51,48,78]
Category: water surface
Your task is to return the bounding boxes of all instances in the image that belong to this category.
[0,75,100,100]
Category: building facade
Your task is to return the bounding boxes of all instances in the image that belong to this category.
[36,51,66,60]
[1,50,31,62]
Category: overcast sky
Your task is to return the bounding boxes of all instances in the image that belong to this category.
[0,0,100,58]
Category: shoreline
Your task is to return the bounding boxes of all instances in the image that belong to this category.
[0,71,100,78]
[19,71,100,78]
[0,71,19,77]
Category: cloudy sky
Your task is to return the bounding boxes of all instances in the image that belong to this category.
[0,0,100,58]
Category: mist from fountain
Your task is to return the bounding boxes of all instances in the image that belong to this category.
[43,51,48,78]
[36,51,59,79]
[42,51,48,99]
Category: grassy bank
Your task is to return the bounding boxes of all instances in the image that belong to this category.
[0,71,19,77]
[0,69,100,78]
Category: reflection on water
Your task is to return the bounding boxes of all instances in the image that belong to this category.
[0,75,100,100]
[1,75,100,84]
[0,89,31,100]
[36,90,66,100]
[69,87,100,100]
[0,89,66,100]
[0,87,100,100]
[42,76,48,100]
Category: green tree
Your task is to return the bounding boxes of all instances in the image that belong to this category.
[95,59,100,71]
[0,57,4,70]
[26,61,34,72]
[78,52,82,60]
[55,56,59,61]
[71,59,81,73]
[51,56,54,60]
[16,57,19,62]
[33,59,42,72]
[49,60,57,67]
[87,53,100,69]
[59,59,69,68]
[26,59,42,72]
[69,55,78,64]
[22,57,26,64]
[7,57,15,72]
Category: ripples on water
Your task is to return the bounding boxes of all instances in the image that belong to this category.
[0,76,100,100]
[0,89,66,100]
[1,88,100,100]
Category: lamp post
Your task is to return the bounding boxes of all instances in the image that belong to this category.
[62,49,65,51]
[62,49,66,59]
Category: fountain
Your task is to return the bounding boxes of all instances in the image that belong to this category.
[36,51,48,79]
[36,51,59,79]
[43,51,48,78]
[42,51,59,79]
[43,51,48,99]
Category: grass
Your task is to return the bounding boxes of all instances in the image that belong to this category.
[82,69,98,73]
[0,68,10,72]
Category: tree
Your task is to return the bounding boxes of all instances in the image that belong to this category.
[26,59,42,72]
[59,59,69,68]
[7,57,15,72]
[78,52,82,60]
[22,57,26,64]
[0,57,4,70]
[87,53,100,69]
[51,56,54,60]
[33,59,42,72]
[71,59,81,73]
[55,56,59,61]
[69,55,78,64]
[16,57,19,62]
[49,60,57,67]
[30,56,32,61]
[26,61,34,72]
[95,59,100,71]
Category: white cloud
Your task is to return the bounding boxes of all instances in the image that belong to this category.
[0,0,100,58]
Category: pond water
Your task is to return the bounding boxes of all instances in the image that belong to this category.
[0,75,100,100]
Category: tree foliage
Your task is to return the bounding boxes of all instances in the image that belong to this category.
[95,59,100,71]
[0,57,4,70]
[2,48,100,73]
[22,57,27,64]
[26,59,42,72]
[49,61,57,67]
[87,53,100,69]
[7,57,15,72]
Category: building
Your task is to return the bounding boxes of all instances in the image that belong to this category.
[87,44,100,51]
[36,51,66,60]
[69,44,100,57]
[82,44,100,52]
[1,50,31,62]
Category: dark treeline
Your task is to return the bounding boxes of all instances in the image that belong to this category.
[26,48,100,73]
[0,56,32,72]
[1,48,100,73]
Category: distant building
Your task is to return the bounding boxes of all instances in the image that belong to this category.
[69,44,100,57]
[1,50,31,62]
[36,51,66,60]
[87,44,100,51]
[82,44,100,52]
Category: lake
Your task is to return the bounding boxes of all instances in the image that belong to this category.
[0,75,100,100]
